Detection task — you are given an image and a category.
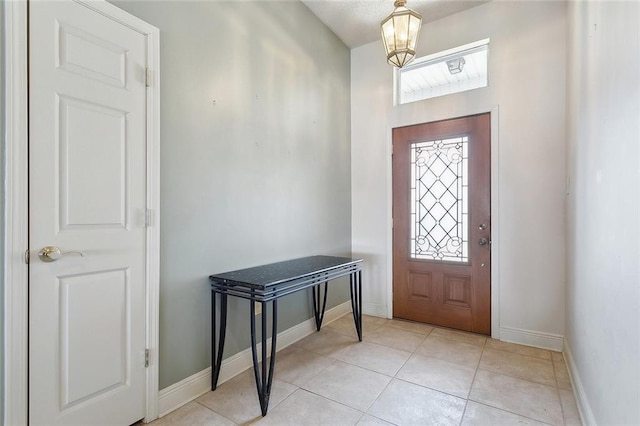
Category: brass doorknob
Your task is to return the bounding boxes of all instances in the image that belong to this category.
[38,246,86,263]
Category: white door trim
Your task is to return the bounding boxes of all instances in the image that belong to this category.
[3,1,29,424]
[2,1,161,423]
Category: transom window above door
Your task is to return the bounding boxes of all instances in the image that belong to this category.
[395,39,489,105]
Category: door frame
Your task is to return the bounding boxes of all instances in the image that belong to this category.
[3,1,161,424]
[387,108,500,339]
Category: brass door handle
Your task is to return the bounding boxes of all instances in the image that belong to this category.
[38,246,86,263]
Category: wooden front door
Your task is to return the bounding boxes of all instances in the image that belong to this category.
[392,114,491,335]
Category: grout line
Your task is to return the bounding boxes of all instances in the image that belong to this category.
[297,387,369,417]
[468,401,556,426]
[458,400,469,426]
[261,385,300,418]
[364,410,400,426]
[297,357,337,388]
[552,359,568,425]
[193,400,239,425]
[474,365,559,390]
[485,345,555,362]
[393,376,468,402]
[462,335,487,423]
[332,353,406,379]
[393,347,414,377]
[364,375,395,418]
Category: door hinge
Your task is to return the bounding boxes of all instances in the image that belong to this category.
[145,209,152,227]
[25,249,30,264]
[391,218,394,229]
[145,68,152,87]
[145,349,150,367]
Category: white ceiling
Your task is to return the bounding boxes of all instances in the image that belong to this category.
[301,0,490,48]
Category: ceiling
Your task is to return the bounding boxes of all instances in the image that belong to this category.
[301,0,490,48]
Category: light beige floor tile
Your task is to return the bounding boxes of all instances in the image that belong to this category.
[387,318,434,335]
[326,315,362,338]
[554,360,573,390]
[356,414,394,426]
[559,388,582,426]
[149,401,236,426]
[469,370,563,425]
[396,353,476,398]
[551,351,564,363]
[302,360,391,411]
[485,339,552,360]
[252,389,362,426]
[364,325,426,352]
[196,370,296,425]
[362,314,390,327]
[431,327,487,347]
[368,379,466,426]
[294,329,359,358]
[327,314,388,338]
[461,401,548,426]
[416,335,483,368]
[274,344,299,358]
[274,347,334,387]
[337,341,411,376]
[479,348,556,387]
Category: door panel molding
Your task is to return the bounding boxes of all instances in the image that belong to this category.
[2,1,161,423]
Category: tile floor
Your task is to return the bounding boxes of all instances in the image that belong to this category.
[151,314,582,426]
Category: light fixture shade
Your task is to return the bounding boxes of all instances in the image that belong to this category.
[381,0,422,68]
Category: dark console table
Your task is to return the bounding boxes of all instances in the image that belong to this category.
[209,255,363,416]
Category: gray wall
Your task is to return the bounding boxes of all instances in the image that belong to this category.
[566,1,639,424]
[111,1,352,389]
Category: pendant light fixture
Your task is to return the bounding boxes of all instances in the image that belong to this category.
[380,0,422,68]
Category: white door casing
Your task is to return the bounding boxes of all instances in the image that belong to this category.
[25,1,160,424]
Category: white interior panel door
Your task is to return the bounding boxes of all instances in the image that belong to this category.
[29,1,148,424]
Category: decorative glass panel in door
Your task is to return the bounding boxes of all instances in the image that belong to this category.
[410,136,469,262]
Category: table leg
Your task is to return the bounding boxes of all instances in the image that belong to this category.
[312,282,329,331]
[250,299,278,416]
[211,291,228,390]
[350,271,363,341]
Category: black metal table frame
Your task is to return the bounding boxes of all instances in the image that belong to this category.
[209,260,363,416]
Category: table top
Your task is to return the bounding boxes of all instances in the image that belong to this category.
[209,255,362,289]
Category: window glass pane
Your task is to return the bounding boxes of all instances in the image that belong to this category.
[409,136,469,263]
[398,41,489,104]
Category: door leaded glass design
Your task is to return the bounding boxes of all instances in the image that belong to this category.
[410,136,469,262]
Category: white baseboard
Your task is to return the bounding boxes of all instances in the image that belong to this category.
[157,301,352,418]
[563,339,596,426]
[157,367,212,418]
[499,326,564,352]
[363,302,388,318]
